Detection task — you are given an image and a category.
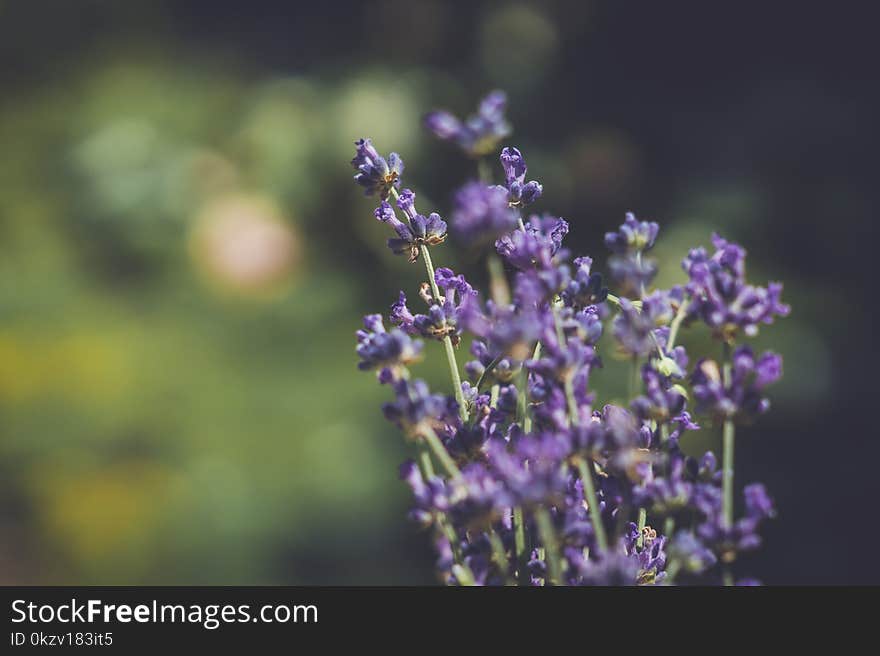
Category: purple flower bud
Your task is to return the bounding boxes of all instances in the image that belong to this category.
[499,147,543,207]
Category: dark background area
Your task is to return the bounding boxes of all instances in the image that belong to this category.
[0,0,876,584]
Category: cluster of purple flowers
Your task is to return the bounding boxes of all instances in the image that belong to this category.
[351,93,788,585]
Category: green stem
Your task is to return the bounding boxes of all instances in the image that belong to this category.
[517,367,529,427]
[513,340,539,587]
[487,252,510,306]
[722,418,735,530]
[512,506,529,585]
[659,423,670,444]
[422,425,462,480]
[721,342,735,586]
[489,529,513,585]
[649,329,666,359]
[389,187,468,422]
[629,355,640,401]
[635,250,646,298]
[520,341,541,434]
[552,305,608,552]
[419,447,474,581]
[452,564,476,586]
[420,244,468,422]
[534,506,563,585]
[636,507,647,548]
[489,383,500,409]
[563,376,580,427]
[475,353,502,392]
[666,300,689,351]
[720,343,734,530]
[513,206,527,233]
[576,458,608,552]
[440,519,464,564]
[420,241,443,299]
[606,293,642,310]
[418,449,435,479]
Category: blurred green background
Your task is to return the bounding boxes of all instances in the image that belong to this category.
[0,1,875,584]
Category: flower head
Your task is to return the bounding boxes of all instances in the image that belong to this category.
[375,190,447,262]
[630,365,687,423]
[611,290,676,357]
[389,267,476,346]
[605,212,661,295]
[495,214,569,272]
[450,182,518,245]
[488,434,570,507]
[424,91,511,157]
[691,345,783,422]
[356,314,423,382]
[400,460,455,526]
[561,257,608,311]
[683,233,790,340]
[351,138,403,199]
[696,483,776,562]
[605,212,660,254]
[383,378,457,440]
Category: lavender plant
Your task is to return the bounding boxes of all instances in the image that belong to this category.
[353,91,790,586]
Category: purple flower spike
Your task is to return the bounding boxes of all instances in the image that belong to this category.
[374,190,447,263]
[682,233,790,340]
[389,268,476,347]
[351,138,403,199]
[451,182,518,245]
[356,314,423,382]
[424,90,512,157]
[691,345,783,422]
[605,212,660,254]
[495,214,569,272]
[605,212,661,295]
[611,290,677,357]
